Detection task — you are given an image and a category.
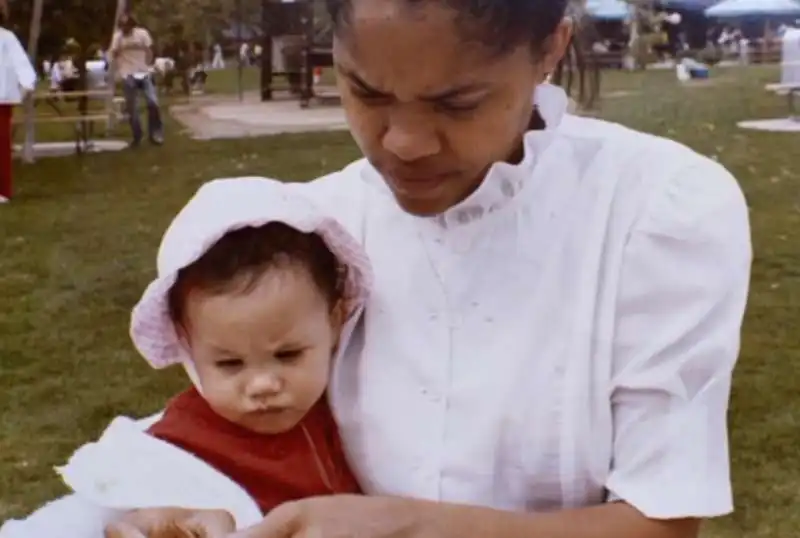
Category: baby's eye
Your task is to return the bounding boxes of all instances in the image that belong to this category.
[274,349,304,362]
[215,358,244,370]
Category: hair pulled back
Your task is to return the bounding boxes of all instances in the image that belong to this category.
[325,0,569,59]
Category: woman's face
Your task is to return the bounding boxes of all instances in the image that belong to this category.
[334,0,569,216]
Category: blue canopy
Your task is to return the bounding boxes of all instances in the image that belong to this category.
[706,0,800,17]
[658,0,721,9]
[586,0,631,21]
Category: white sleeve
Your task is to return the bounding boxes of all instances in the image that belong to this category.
[139,29,153,49]
[8,35,37,91]
[0,494,122,538]
[604,158,752,519]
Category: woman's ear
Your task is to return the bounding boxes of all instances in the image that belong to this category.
[542,18,574,76]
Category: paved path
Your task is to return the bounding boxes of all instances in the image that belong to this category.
[170,90,348,140]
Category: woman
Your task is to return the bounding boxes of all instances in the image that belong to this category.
[0,7,37,203]
[115,0,752,537]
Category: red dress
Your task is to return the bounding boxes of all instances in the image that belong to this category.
[147,388,361,514]
[0,104,12,199]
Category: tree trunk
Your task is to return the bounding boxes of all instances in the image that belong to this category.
[21,0,44,164]
[106,0,126,131]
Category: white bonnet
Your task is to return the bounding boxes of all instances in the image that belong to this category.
[129,177,372,371]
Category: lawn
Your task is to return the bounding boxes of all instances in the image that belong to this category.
[1,65,798,537]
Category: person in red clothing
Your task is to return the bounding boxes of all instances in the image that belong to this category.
[109,179,373,537]
[0,8,37,202]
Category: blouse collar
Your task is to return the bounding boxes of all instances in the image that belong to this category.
[363,83,569,229]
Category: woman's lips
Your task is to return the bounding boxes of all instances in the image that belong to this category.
[388,172,453,196]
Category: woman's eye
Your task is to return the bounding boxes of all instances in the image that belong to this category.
[351,88,391,105]
[436,101,480,115]
[274,349,304,362]
[215,359,244,370]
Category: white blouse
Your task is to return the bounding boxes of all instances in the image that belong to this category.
[282,84,751,519]
[0,28,37,105]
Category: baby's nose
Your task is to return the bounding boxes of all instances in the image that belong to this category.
[246,371,282,398]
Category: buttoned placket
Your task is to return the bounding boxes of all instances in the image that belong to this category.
[411,214,488,499]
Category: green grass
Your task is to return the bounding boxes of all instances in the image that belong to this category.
[1,65,799,537]
[10,66,332,145]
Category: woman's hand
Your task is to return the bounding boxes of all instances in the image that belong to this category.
[230,495,423,538]
[104,507,236,538]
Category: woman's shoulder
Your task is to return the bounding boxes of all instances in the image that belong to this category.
[558,114,711,167]
[556,115,745,228]
[287,159,373,239]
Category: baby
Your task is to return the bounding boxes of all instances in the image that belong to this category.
[0,178,372,538]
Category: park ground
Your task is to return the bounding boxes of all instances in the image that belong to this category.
[0,66,798,537]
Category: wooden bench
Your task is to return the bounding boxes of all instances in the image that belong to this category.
[765,83,800,120]
[35,90,112,99]
[12,113,113,155]
[15,114,109,124]
[13,89,123,155]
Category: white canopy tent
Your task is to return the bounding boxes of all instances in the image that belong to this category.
[705,0,800,17]
[586,0,632,21]
[780,27,800,85]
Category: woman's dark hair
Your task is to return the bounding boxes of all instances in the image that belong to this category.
[326,0,568,58]
[119,11,138,28]
[167,223,347,326]
[325,0,599,116]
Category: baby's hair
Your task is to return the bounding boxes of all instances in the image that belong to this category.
[167,222,347,326]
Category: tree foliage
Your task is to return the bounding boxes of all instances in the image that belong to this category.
[5,0,333,62]
[6,0,117,61]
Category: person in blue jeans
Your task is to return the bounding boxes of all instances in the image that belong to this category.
[110,13,163,146]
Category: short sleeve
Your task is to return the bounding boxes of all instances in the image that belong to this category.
[140,29,153,48]
[605,158,752,519]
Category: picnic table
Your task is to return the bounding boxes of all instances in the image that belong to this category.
[765,83,800,121]
[13,89,118,155]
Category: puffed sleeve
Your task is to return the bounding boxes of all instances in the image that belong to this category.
[604,157,752,519]
[8,33,37,92]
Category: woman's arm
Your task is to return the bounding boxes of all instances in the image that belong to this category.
[402,497,699,538]
[227,495,698,538]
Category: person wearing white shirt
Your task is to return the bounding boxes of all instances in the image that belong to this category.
[211,43,225,69]
[109,1,751,537]
[0,13,37,203]
[109,12,163,147]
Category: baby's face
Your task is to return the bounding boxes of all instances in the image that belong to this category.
[181,265,342,434]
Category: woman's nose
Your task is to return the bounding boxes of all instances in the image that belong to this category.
[381,115,441,162]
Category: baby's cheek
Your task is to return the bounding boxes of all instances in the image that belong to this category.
[202,377,243,416]
[294,355,331,401]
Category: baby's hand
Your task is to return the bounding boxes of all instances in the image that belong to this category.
[104,507,236,538]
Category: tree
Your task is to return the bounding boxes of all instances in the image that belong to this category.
[6,0,118,63]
